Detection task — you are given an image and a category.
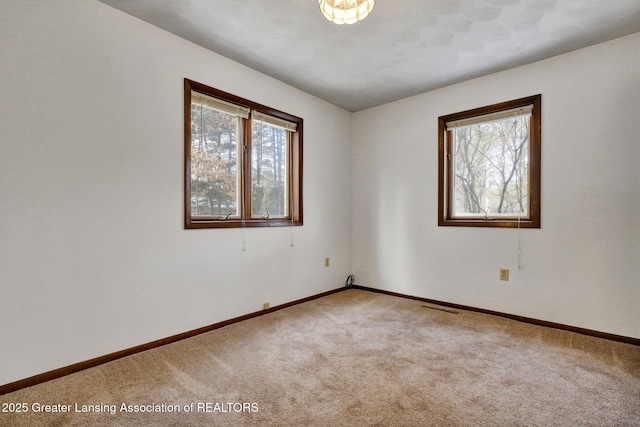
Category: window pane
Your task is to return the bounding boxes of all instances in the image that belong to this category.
[251,120,288,218]
[190,102,240,217]
[453,115,530,217]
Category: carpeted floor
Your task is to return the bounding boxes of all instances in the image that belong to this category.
[1,289,639,426]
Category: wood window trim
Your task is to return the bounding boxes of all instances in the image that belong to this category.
[184,78,303,229]
[438,94,541,228]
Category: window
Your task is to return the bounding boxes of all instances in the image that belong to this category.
[184,79,302,229]
[438,94,541,228]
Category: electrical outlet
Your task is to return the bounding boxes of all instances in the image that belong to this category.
[500,268,509,281]
[325,257,330,267]
[263,302,270,310]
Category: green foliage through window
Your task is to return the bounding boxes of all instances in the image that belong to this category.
[190,103,239,217]
[184,79,303,229]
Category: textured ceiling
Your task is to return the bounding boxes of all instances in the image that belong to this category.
[97,0,640,111]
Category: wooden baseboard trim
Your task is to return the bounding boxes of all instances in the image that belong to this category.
[4,284,636,395]
[0,287,344,396]
[352,285,640,346]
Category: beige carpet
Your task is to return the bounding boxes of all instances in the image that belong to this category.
[1,289,639,426]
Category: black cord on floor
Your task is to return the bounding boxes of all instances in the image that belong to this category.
[345,275,355,288]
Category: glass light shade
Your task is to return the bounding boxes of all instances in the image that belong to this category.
[319,0,375,25]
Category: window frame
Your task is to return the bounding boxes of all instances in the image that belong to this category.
[184,78,303,229]
[438,94,541,228]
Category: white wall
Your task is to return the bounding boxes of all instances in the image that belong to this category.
[352,32,640,339]
[0,0,353,385]
[2,0,638,389]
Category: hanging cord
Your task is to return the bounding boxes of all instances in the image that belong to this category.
[289,212,295,247]
[517,213,523,270]
[289,215,294,248]
[241,216,246,252]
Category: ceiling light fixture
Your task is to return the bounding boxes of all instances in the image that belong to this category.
[319,0,375,25]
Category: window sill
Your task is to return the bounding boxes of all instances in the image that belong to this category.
[185,218,303,229]
[438,218,539,228]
